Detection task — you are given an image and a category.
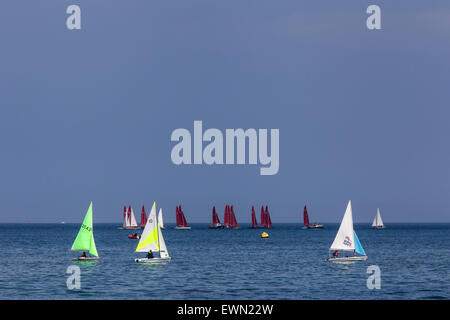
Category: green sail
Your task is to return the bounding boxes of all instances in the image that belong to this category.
[71,202,99,257]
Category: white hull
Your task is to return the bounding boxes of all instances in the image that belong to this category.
[326,256,367,263]
[175,226,191,230]
[372,226,386,229]
[135,257,171,263]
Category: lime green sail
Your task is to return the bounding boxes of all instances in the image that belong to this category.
[71,202,99,257]
[136,202,159,253]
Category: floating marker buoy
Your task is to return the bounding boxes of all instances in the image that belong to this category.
[261,232,269,238]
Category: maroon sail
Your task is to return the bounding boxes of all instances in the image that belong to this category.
[265,206,272,228]
[176,205,182,227]
[251,206,258,228]
[224,205,230,227]
[180,206,189,227]
[230,205,239,228]
[140,205,147,227]
[212,206,221,225]
[303,206,310,227]
[123,206,127,224]
[260,206,266,228]
[127,206,132,226]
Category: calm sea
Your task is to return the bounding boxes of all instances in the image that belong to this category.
[0,223,448,299]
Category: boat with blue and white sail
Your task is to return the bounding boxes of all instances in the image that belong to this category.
[326,200,367,263]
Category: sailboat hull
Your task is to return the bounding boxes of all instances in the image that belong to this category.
[175,226,191,230]
[372,226,386,229]
[326,256,367,263]
[72,257,99,261]
[135,257,171,263]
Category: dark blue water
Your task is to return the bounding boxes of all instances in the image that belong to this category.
[0,223,448,299]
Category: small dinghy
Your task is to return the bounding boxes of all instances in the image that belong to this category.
[326,200,367,263]
[128,233,141,239]
[71,202,99,261]
[135,202,171,263]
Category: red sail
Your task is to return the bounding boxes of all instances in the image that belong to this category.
[230,205,238,228]
[127,206,132,226]
[265,206,272,228]
[140,205,147,227]
[180,205,189,227]
[176,205,182,226]
[251,206,258,228]
[212,206,221,225]
[224,205,229,227]
[260,206,266,228]
[123,206,127,223]
[303,206,310,227]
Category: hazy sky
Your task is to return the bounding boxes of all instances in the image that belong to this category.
[1,1,450,223]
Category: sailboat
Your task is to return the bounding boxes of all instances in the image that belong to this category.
[71,202,99,261]
[251,206,258,228]
[224,205,230,228]
[229,205,240,229]
[158,208,165,230]
[326,200,367,263]
[264,206,273,228]
[140,205,147,228]
[372,208,386,229]
[175,205,191,229]
[303,206,324,229]
[209,206,224,229]
[260,206,267,228]
[119,205,139,229]
[135,202,171,263]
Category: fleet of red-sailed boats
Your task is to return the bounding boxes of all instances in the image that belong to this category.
[121,204,322,230]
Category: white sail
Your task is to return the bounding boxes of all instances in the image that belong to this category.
[371,214,377,227]
[129,207,138,227]
[135,202,158,253]
[158,208,165,229]
[330,200,355,251]
[158,221,169,258]
[372,208,384,227]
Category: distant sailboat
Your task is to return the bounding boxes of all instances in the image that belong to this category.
[326,201,367,263]
[251,206,258,228]
[303,206,324,229]
[140,205,147,228]
[230,205,240,229]
[71,202,99,261]
[372,208,386,229]
[158,208,165,230]
[260,206,267,228]
[119,205,139,229]
[209,206,224,229]
[175,205,191,229]
[135,202,171,263]
[264,206,272,228]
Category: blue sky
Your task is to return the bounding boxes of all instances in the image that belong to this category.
[1,1,450,223]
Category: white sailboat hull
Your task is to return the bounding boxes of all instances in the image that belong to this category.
[326,256,368,263]
[135,257,171,263]
[175,226,191,230]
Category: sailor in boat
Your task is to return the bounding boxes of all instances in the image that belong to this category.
[79,252,87,260]
[333,250,338,258]
[146,250,154,259]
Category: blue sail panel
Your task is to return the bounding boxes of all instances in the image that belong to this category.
[353,231,366,256]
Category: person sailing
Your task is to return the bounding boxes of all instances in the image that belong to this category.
[146,250,154,259]
[80,252,87,260]
[333,250,338,258]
